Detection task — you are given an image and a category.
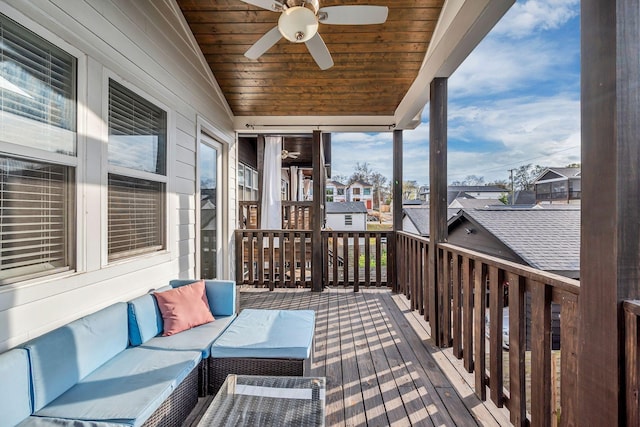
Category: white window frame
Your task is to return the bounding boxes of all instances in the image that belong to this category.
[101,72,172,267]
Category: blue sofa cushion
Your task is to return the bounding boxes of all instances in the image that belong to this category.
[33,346,201,427]
[141,315,235,358]
[127,294,163,346]
[18,417,126,426]
[0,349,32,426]
[169,280,236,317]
[23,303,129,412]
[211,309,315,359]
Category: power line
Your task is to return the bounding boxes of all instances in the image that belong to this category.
[448,144,580,179]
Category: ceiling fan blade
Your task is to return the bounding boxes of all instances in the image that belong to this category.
[305,33,333,70]
[245,27,282,59]
[239,0,282,12]
[318,6,389,25]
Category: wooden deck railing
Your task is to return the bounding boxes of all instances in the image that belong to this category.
[235,229,392,290]
[235,229,313,289]
[237,201,313,230]
[322,230,394,291]
[624,300,640,425]
[395,231,581,426]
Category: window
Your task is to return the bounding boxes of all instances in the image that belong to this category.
[108,79,166,261]
[327,196,334,202]
[0,14,77,284]
[326,188,334,195]
[337,188,344,196]
[352,188,361,195]
[238,163,258,201]
[345,215,353,226]
[0,14,77,155]
[363,188,371,196]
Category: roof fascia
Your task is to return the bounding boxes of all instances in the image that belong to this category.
[233,115,397,133]
[395,0,515,129]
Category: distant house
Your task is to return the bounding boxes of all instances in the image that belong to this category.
[326,180,346,203]
[347,180,374,210]
[448,197,503,209]
[448,208,580,279]
[402,199,425,208]
[402,208,461,237]
[325,202,368,231]
[533,167,581,204]
[506,190,536,206]
[423,185,507,204]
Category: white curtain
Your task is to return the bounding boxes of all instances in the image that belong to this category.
[303,178,311,201]
[261,136,282,229]
[298,169,305,201]
[290,166,298,201]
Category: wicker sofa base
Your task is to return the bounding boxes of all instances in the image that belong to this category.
[142,361,200,427]
[209,357,305,395]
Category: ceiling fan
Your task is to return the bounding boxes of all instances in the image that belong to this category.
[242,0,389,70]
[281,149,301,160]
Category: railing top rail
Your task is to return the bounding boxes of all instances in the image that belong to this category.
[624,300,640,316]
[281,201,313,206]
[321,230,393,235]
[439,242,580,295]
[236,229,313,233]
[396,230,430,244]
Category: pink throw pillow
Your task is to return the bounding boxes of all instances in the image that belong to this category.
[154,281,215,336]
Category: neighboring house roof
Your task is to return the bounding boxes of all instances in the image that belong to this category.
[449,197,503,209]
[507,190,536,205]
[326,201,368,214]
[327,180,346,188]
[448,185,506,192]
[403,208,460,237]
[459,208,580,275]
[403,199,424,206]
[534,167,581,183]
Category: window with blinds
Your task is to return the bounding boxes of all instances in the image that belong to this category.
[0,156,74,284]
[107,79,167,261]
[0,13,77,155]
[108,174,164,261]
[108,80,166,175]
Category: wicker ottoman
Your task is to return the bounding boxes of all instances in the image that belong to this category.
[209,309,315,394]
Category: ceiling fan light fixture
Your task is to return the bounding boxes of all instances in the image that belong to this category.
[278,6,318,42]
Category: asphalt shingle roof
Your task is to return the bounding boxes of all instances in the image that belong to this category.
[463,209,580,273]
[403,208,460,236]
[326,201,368,214]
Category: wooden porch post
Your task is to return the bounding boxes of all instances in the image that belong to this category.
[392,130,403,294]
[429,77,448,347]
[311,130,324,292]
[578,0,640,424]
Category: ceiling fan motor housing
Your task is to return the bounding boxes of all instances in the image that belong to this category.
[278,6,319,42]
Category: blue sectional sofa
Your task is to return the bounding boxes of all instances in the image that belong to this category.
[0,279,236,427]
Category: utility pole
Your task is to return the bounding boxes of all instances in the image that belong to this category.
[508,169,516,205]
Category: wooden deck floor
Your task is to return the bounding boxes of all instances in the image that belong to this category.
[238,287,511,426]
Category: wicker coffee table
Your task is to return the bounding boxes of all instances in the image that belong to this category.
[198,375,325,426]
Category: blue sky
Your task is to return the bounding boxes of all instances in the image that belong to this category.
[331,0,581,186]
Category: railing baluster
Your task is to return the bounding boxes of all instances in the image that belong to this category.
[353,233,360,292]
[473,261,486,400]
[441,249,451,346]
[463,256,473,370]
[268,233,274,291]
[423,239,430,323]
[452,254,462,359]
[531,281,552,426]
[257,231,265,287]
[508,273,526,426]
[365,232,371,287]
[288,231,296,288]
[375,233,382,287]
[248,233,255,286]
[332,232,338,286]
[625,302,640,427]
[342,233,349,286]
[560,294,578,427]
[299,231,306,286]
[488,265,504,407]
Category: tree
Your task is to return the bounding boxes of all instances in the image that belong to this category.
[347,162,389,210]
[513,164,545,191]
[331,173,348,184]
[486,179,509,190]
[403,180,420,200]
[450,175,485,186]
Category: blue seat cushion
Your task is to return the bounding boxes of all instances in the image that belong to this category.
[0,348,32,426]
[18,416,126,426]
[127,294,163,346]
[141,315,235,358]
[24,303,129,412]
[211,309,315,359]
[33,346,201,427]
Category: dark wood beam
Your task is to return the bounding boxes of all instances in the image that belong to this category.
[429,77,448,347]
[311,130,324,292]
[256,134,264,227]
[393,130,403,232]
[578,0,640,424]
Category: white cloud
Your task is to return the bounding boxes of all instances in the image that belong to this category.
[493,0,579,38]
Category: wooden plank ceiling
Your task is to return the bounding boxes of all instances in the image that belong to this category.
[177,0,444,117]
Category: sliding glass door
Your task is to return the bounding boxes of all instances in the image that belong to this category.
[199,135,222,279]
